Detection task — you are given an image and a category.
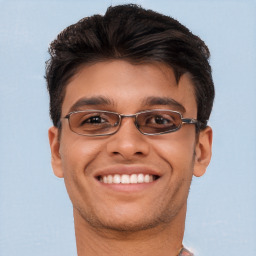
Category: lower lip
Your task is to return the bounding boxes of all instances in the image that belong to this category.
[95,179,159,192]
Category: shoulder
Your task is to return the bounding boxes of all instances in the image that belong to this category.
[179,247,194,256]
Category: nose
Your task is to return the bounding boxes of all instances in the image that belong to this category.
[106,117,150,160]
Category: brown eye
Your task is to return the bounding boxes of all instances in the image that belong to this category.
[80,115,106,125]
[144,114,175,127]
[147,115,173,125]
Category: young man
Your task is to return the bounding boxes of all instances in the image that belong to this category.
[46,4,214,256]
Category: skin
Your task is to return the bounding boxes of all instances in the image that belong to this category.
[49,60,212,256]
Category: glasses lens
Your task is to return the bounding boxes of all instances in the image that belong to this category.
[69,111,120,136]
[137,110,182,134]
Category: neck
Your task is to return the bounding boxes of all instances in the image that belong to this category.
[74,205,186,256]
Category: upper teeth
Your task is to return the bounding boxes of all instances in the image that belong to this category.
[100,174,154,184]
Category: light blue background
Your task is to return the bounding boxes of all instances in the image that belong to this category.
[0,0,256,255]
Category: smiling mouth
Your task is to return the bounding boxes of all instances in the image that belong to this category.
[96,174,160,184]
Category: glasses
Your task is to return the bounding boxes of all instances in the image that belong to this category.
[62,109,199,136]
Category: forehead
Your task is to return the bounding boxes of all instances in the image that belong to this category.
[62,60,197,116]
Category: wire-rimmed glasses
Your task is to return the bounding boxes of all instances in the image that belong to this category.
[62,109,200,136]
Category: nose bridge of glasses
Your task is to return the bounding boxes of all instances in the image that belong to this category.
[120,114,137,118]
[118,113,140,131]
[119,113,138,125]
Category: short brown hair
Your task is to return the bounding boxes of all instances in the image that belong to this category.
[46,4,214,129]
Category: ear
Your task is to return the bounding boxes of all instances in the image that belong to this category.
[48,126,64,178]
[193,126,213,177]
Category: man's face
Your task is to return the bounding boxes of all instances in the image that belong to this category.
[49,60,211,231]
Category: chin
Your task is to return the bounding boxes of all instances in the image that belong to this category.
[78,205,178,233]
[93,217,164,233]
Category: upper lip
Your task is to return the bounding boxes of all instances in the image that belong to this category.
[94,165,162,178]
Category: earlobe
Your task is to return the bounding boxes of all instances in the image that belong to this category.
[193,126,213,177]
[48,126,64,178]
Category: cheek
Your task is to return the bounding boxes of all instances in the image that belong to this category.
[147,132,196,215]
[59,136,104,178]
[58,137,105,207]
[152,130,196,172]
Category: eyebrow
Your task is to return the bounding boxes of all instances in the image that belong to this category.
[67,95,186,114]
[142,96,186,113]
[68,96,114,113]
